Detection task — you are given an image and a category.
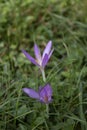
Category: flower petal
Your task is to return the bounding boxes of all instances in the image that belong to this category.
[22,49,39,66]
[42,54,49,68]
[34,44,41,63]
[48,48,54,59]
[42,41,52,59]
[40,84,52,97]
[23,88,39,99]
[39,84,52,104]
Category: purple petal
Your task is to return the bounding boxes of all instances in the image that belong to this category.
[39,84,52,104]
[34,44,41,63]
[22,49,39,66]
[42,41,52,59]
[42,54,49,68]
[48,48,54,59]
[23,88,39,99]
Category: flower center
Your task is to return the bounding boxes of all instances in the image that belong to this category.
[35,59,42,65]
[44,95,48,103]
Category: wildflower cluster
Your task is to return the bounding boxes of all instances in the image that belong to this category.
[22,41,53,104]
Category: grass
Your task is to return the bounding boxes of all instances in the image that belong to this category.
[0,0,87,129]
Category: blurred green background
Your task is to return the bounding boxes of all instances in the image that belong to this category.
[0,0,87,130]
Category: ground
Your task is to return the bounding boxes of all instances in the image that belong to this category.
[0,0,87,130]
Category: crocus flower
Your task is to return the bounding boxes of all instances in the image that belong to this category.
[23,84,52,104]
[22,41,53,69]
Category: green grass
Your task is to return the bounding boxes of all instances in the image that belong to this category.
[0,0,87,129]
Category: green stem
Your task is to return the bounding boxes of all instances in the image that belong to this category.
[41,69,46,82]
[46,104,49,118]
[79,83,87,130]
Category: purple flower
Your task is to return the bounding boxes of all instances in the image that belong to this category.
[23,84,52,104]
[22,41,53,69]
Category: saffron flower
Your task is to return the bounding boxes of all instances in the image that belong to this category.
[22,41,53,69]
[23,84,52,104]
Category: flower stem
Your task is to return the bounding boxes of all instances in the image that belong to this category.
[41,69,46,82]
[46,104,49,119]
[79,83,87,130]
